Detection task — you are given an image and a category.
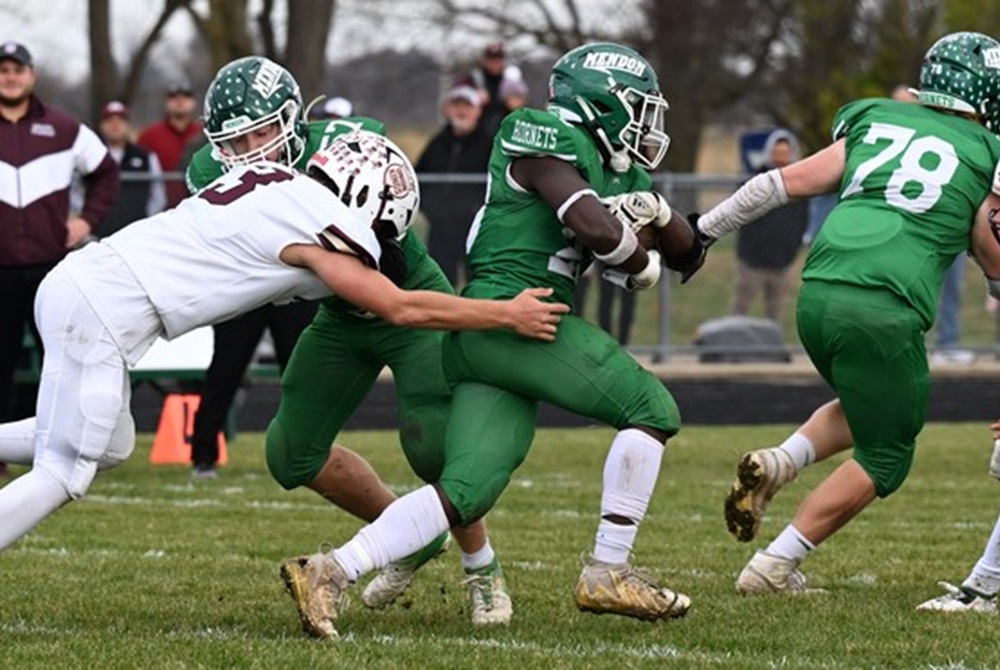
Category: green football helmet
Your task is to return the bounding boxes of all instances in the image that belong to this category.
[203,56,308,169]
[548,42,670,172]
[916,31,1000,133]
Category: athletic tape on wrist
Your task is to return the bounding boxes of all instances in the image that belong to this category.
[631,250,662,289]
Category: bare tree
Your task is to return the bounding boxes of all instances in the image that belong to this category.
[284,0,337,103]
[184,0,254,73]
[86,0,192,125]
[88,0,117,124]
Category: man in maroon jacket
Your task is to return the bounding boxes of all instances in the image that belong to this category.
[0,41,119,440]
[137,81,202,208]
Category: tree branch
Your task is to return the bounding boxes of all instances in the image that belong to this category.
[121,0,191,103]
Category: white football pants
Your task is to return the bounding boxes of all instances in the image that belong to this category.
[0,269,135,550]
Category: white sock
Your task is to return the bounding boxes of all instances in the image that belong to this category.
[593,428,664,565]
[461,538,496,572]
[965,508,1000,596]
[332,485,450,581]
[0,417,37,465]
[0,467,72,550]
[776,433,815,472]
[766,524,815,562]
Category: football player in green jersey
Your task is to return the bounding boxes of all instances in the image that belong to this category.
[187,56,540,626]
[279,43,710,639]
[694,31,1000,597]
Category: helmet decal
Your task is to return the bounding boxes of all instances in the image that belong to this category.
[307,131,420,240]
[916,32,1000,133]
[203,56,309,169]
[548,42,669,172]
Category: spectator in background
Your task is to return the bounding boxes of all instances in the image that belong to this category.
[461,42,527,137]
[138,81,202,208]
[498,76,529,112]
[310,95,353,121]
[576,271,638,347]
[0,41,119,473]
[415,84,493,287]
[731,130,809,323]
[97,101,165,237]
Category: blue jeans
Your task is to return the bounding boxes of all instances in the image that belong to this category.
[936,254,966,349]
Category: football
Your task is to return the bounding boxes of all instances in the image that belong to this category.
[636,222,659,252]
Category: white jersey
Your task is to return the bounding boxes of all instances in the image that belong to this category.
[60,163,380,360]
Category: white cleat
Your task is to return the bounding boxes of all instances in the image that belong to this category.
[736,550,825,595]
[463,559,513,626]
[361,532,450,609]
[916,582,997,614]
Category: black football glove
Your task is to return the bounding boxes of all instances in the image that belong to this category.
[672,213,714,284]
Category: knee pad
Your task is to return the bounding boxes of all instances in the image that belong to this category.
[35,454,98,500]
[265,419,326,490]
[98,414,136,471]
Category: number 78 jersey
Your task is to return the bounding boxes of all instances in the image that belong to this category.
[804,97,1000,329]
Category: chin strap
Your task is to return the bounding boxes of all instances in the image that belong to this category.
[575,95,631,173]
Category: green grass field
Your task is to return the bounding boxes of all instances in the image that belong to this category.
[3,424,999,669]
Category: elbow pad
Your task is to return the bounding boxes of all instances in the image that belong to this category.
[698,169,789,240]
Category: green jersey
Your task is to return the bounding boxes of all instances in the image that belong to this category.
[184,116,435,316]
[803,98,1000,328]
[464,107,651,308]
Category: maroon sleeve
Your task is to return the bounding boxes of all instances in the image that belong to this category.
[79,153,121,232]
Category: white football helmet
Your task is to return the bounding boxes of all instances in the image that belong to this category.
[306,131,420,239]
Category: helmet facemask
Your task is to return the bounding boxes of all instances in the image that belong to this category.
[549,43,671,173]
[206,98,305,169]
[616,85,670,170]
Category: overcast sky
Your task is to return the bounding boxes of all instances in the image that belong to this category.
[0,0,636,83]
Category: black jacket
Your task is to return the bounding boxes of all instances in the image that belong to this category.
[415,124,493,240]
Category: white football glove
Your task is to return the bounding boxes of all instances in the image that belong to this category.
[601,191,672,232]
[990,438,1000,481]
[599,250,662,291]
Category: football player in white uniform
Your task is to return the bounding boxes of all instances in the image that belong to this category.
[0,131,568,552]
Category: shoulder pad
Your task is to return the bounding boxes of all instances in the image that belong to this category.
[185,143,224,194]
[301,117,389,166]
[830,98,882,142]
[497,108,581,162]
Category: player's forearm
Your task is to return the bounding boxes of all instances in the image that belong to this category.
[697,169,789,240]
[388,290,515,331]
